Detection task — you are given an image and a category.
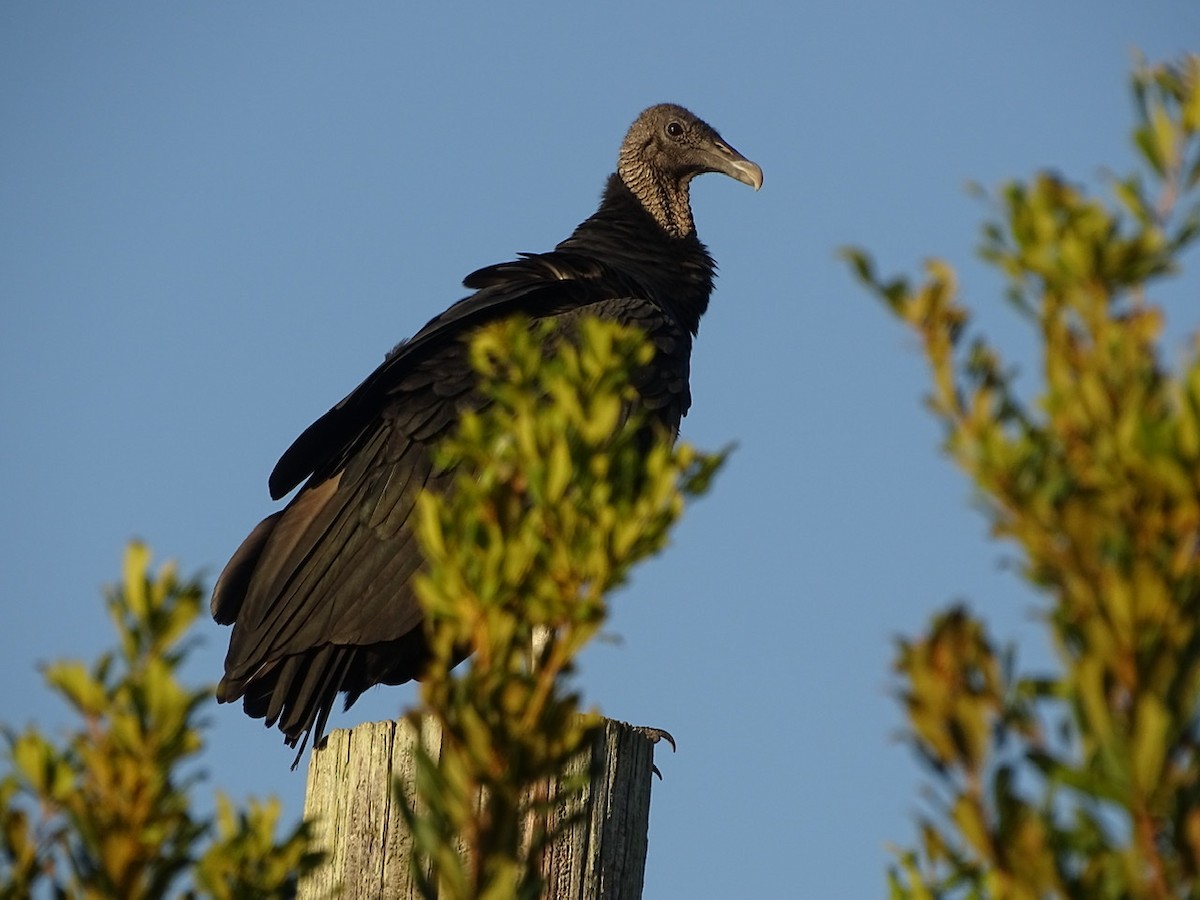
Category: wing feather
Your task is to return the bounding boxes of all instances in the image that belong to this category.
[213,242,700,753]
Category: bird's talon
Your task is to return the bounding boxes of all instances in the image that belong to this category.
[633,725,676,752]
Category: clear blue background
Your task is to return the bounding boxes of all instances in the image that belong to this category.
[2,4,1196,896]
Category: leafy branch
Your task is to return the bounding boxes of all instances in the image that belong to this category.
[399,317,724,899]
[847,55,1200,898]
[0,543,323,899]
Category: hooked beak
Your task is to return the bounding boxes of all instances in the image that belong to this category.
[708,138,763,191]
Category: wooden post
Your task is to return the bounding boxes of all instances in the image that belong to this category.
[297,717,660,900]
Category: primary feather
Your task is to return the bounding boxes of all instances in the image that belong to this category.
[211,104,761,761]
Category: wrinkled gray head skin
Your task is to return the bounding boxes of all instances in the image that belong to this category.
[617,103,762,238]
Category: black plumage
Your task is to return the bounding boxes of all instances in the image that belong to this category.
[211,104,761,759]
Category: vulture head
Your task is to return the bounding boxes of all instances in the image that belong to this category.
[617,103,763,238]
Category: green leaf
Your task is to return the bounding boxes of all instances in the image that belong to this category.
[1130,694,1169,794]
[123,540,151,619]
[43,660,107,717]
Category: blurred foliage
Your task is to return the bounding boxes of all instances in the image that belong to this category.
[0,542,322,899]
[847,54,1200,899]
[399,316,724,899]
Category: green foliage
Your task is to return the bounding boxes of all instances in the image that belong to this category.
[0,542,323,899]
[400,316,724,899]
[847,55,1200,899]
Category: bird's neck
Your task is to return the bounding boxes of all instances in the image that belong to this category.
[561,176,716,336]
[617,152,695,238]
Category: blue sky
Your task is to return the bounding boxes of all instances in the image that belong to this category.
[2,4,1196,896]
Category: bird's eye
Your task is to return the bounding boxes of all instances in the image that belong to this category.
[666,121,684,138]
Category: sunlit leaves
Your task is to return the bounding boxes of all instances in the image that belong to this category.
[400,316,724,899]
[850,55,1200,898]
[193,794,324,900]
[0,543,322,898]
[897,608,1004,775]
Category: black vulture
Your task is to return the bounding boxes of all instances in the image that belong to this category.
[211,104,761,759]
